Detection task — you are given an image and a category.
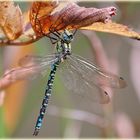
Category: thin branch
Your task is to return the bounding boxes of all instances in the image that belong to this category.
[81,30,120,137]
[48,105,108,128]
[0,34,41,47]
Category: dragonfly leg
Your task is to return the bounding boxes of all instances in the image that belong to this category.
[49,27,61,40]
[35,17,58,44]
[73,29,77,36]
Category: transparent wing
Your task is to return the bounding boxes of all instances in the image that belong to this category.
[58,54,126,104]
[69,54,127,88]
[3,54,58,81]
[18,54,56,67]
[58,58,110,104]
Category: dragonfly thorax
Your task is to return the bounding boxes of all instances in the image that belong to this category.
[56,41,72,59]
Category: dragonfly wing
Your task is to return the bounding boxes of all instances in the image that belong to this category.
[58,60,110,104]
[3,55,58,81]
[18,54,58,78]
[69,54,127,89]
[18,54,56,67]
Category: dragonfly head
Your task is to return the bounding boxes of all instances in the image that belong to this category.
[62,30,74,43]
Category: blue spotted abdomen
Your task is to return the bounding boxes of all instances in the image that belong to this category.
[33,60,60,136]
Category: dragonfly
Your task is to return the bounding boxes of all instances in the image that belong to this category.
[2,29,126,136]
[0,1,125,136]
[17,29,126,136]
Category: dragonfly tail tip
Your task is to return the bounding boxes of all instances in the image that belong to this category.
[33,128,40,136]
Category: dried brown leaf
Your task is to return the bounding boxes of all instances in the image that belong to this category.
[81,22,140,40]
[30,2,116,36]
[30,1,59,36]
[0,1,23,40]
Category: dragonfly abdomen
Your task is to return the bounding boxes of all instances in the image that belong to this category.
[33,60,60,136]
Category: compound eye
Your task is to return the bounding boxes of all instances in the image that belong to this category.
[69,34,73,39]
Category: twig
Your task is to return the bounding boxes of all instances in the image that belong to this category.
[81,30,119,137]
[48,105,108,128]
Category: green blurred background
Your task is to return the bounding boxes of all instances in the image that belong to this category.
[0,1,140,138]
